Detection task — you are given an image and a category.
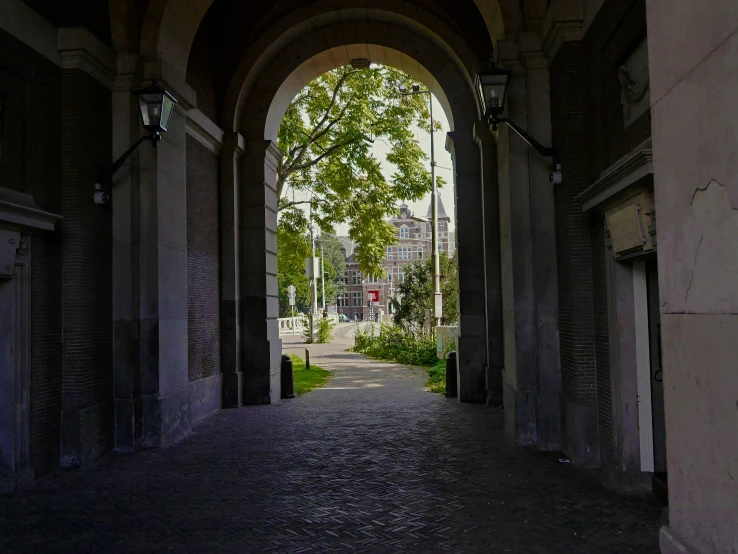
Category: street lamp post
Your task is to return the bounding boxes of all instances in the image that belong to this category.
[321,241,326,311]
[400,83,442,327]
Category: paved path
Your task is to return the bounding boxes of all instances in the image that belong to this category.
[0,330,661,553]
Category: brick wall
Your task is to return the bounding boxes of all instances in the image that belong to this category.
[60,69,113,412]
[60,68,114,464]
[548,0,651,468]
[186,136,221,382]
[549,41,597,408]
[1,30,64,475]
[590,214,614,465]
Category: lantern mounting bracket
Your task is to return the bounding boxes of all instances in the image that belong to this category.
[107,132,160,178]
[488,113,558,163]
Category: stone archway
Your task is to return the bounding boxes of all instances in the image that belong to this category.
[222,18,494,405]
[124,0,510,93]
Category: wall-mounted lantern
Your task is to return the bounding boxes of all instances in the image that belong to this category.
[94,80,178,205]
[476,62,561,181]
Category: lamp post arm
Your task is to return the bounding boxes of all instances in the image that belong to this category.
[495,117,557,161]
[105,134,154,181]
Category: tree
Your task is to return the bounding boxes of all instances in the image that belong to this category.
[277,210,312,316]
[276,213,347,317]
[391,252,457,331]
[315,234,347,306]
[277,64,444,278]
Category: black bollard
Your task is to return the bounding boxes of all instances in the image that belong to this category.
[445,351,458,398]
[281,354,296,399]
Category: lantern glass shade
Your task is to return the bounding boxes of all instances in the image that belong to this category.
[135,81,177,134]
[475,67,511,117]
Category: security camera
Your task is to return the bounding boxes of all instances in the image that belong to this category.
[549,164,562,185]
[93,183,110,205]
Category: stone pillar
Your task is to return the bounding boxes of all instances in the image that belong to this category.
[497,42,538,445]
[645,1,738,552]
[239,141,282,405]
[112,55,141,452]
[137,96,191,446]
[473,121,504,406]
[447,130,487,403]
[496,38,561,448]
[220,132,244,408]
[521,38,561,451]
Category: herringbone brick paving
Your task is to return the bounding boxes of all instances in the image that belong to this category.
[0,328,661,553]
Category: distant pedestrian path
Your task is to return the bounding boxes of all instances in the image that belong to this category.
[0,328,660,552]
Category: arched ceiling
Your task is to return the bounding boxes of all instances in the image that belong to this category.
[109,0,534,129]
[219,6,484,131]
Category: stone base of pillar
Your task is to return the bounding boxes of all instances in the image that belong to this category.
[456,335,487,403]
[503,384,537,446]
[60,401,114,468]
[562,398,600,467]
[0,468,35,495]
[659,526,699,554]
[140,392,192,448]
[114,397,139,452]
[536,393,561,451]
[486,365,504,406]
[222,371,244,408]
[243,337,282,405]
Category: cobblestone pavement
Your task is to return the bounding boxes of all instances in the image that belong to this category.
[0,328,661,553]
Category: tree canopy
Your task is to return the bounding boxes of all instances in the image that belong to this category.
[277,64,444,278]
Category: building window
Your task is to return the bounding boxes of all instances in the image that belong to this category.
[352,291,363,306]
[386,247,394,260]
[399,246,412,260]
[440,221,447,232]
[398,266,405,282]
[399,225,409,239]
[352,271,362,285]
[367,275,379,284]
[337,294,348,307]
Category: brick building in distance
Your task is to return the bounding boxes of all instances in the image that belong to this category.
[338,199,454,321]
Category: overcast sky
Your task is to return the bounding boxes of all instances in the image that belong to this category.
[285,92,456,236]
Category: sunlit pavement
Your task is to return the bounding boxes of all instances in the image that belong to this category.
[0,328,661,553]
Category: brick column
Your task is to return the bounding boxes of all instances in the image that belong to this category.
[473,121,503,406]
[220,132,244,408]
[58,30,115,466]
[447,130,487,403]
[544,12,598,465]
[239,141,282,405]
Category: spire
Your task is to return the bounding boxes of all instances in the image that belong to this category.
[426,195,449,220]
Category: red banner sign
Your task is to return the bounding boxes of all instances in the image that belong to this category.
[367,290,380,303]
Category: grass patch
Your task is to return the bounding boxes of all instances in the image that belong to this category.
[290,354,330,395]
[426,358,447,394]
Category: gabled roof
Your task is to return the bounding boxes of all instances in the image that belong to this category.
[426,195,450,220]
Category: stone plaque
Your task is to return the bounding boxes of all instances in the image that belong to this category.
[607,204,645,254]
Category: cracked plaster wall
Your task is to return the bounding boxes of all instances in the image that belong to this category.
[647,1,738,552]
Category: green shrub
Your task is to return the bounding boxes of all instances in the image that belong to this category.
[316,317,335,343]
[354,323,438,367]
[301,315,313,343]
